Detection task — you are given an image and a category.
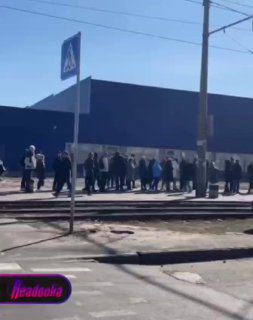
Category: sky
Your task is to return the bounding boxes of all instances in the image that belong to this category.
[1,0,253,107]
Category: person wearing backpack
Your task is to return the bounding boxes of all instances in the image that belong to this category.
[99,153,109,192]
[23,145,36,193]
[36,151,46,190]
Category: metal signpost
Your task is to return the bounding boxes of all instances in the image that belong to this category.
[61,32,81,233]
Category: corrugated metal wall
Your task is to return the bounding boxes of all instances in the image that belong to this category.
[1,79,253,170]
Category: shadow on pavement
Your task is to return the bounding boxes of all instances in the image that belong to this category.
[0,216,252,319]
[0,233,68,253]
[243,229,253,235]
[0,190,53,196]
[41,220,252,320]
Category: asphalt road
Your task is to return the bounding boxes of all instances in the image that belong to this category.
[0,258,253,319]
[0,217,253,319]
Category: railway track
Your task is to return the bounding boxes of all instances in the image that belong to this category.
[0,200,252,221]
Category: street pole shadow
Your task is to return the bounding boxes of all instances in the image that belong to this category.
[0,233,69,254]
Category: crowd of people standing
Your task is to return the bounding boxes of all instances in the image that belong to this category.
[1,145,253,196]
[82,152,198,195]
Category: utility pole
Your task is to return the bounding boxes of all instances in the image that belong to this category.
[195,0,253,198]
[196,0,210,198]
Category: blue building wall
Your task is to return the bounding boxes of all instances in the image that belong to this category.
[0,106,73,170]
[81,80,198,150]
[1,79,253,170]
[208,93,253,154]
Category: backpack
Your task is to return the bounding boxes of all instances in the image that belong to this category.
[99,158,105,170]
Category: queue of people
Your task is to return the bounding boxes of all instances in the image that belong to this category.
[19,146,71,195]
[13,146,253,196]
[81,152,197,195]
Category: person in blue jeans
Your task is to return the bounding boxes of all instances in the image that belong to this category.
[152,159,162,191]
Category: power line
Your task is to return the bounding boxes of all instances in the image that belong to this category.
[16,0,202,25]
[181,0,249,16]
[0,4,249,54]
[0,4,202,44]
[180,0,203,5]
[211,1,250,16]
[218,0,253,10]
[14,0,253,32]
[225,32,253,54]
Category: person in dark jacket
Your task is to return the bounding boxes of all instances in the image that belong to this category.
[163,158,174,192]
[230,158,235,193]
[20,151,26,191]
[54,151,72,197]
[208,161,219,185]
[52,151,62,192]
[192,158,198,190]
[247,162,253,194]
[112,152,125,191]
[232,160,242,194]
[224,159,232,194]
[148,158,155,190]
[183,159,193,193]
[139,156,148,191]
[180,158,187,191]
[84,152,94,195]
[131,154,137,189]
[160,158,166,191]
[36,151,46,190]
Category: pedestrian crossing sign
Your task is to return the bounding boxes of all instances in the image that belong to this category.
[61,32,81,80]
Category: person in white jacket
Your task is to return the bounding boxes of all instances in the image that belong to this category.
[99,153,109,192]
[172,158,180,191]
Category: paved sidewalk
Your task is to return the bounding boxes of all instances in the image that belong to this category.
[1,218,253,263]
[0,178,253,203]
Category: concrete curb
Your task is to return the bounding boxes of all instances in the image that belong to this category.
[78,247,253,265]
[6,211,253,221]
[0,200,252,208]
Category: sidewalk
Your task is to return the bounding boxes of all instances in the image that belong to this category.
[0,178,253,203]
[1,218,253,265]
